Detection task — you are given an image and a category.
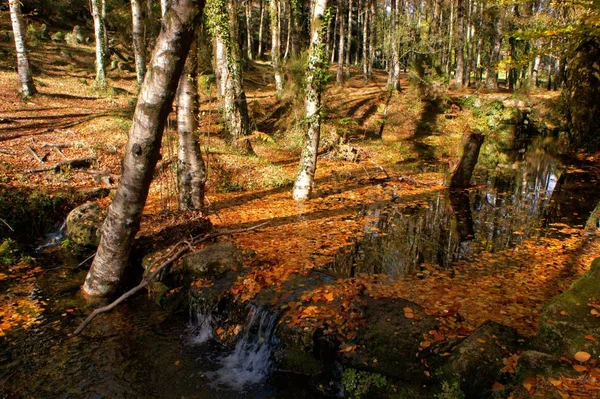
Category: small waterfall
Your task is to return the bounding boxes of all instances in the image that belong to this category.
[35,221,66,251]
[213,305,278,390]
[187,300,215,345]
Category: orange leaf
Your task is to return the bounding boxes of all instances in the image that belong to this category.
[573,364,587,372]
[522,377,537,392]
[420,340,431,349]
[574,351,592,362]
[492,382,504,391]
[339,344,357,353]
[584,335,596,341]
[324,292,335,302]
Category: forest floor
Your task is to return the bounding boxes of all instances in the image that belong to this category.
[1,15,600,398]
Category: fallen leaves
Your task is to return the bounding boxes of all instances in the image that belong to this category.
[575,351,592,363]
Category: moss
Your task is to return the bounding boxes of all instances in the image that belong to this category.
[0,238,19,266]
[342,368,387,399]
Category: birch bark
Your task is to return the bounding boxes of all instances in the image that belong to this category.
[8,0,36,97]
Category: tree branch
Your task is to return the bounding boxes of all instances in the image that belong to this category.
[73,221,269,335]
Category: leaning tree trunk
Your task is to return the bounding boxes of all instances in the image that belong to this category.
[450,131,484,189]
[269,0,284,93]
[8,0,36,97]
[177,41,206,212]
[131,0,147,85]
[91,0,107,88]
[208,0,253,153]
[83,0,205,298]
[293,0,329,200]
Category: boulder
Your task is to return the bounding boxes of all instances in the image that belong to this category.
[442,321,523,399]
[515,350,577,382]
[531,257,600,360]
[340,297,438,381]
[65,202,105,248]
[182,241,244,277]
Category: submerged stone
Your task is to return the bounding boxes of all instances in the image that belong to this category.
[65,202,105,247]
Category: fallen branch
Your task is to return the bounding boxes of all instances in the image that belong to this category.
[0,149,16,155]
[73,221,269,335]
[26,145,47,164]
[0,218,14,232]
[25,157,96,174]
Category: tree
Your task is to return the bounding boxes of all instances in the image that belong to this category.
[292,0,329,201]
[336,0,346,85]
[8,0,36,98]
[387,0,401,92]
[207,0,253,153]
[269,0,284,93]
[131,0,147,85]
[177,40,206,212]
[453,0,466,87]
[244,0,254,60]
[83,0,205,298]
[91,0,108,88]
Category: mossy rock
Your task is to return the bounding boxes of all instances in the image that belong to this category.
[441,320,524,399]
[65,202,105,248]
[0,238,19,267]
[514,350,577,383]
[182,241,244,278]
[273,322,324,376]
[340,297,438,382]
[531,257,600,360]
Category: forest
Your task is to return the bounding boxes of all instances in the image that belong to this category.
[0,0,599,397]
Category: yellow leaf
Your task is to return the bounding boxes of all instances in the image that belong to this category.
[548,377,562,387]
[574,351,592,362]
[573,364,587,372]
[339,344,357,353]
[403,307,413,313]
[522,377,536,392]
[420,340,431,348]
[324,292,335,302]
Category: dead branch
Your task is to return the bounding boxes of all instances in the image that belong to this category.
[0,218,14,232]
[25,157,96,174]
[73,221,269,335]
[0,149,16,155]
[26,145,47,164]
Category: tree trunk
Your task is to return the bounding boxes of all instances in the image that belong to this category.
[453,0,465,87]
[208,0,253,153]
[245,0,254,60]
[345,0,352,77]
[450,131,484,189]
[293,0,329,200]
[83,0,205,298]
[177,42,206,212]
[361,0,368,80]
[336,0,345,85]
[257,0,265,58]
[269,0,284,93]
[485,5,501,90]
[387,0,401,92]
[91,0,107,88]
[131,0,147,85]
[367,0,375,77]
[8,0,36,97]
[161,0,169,16]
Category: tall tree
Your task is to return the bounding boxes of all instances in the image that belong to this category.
[336,0,346,84]
[83,0,205,298]
[269,0,284,93]
[208,0,253,153]
[454,0,466,87]
[344,0,353,77]
[245,0,254,60]
[257,0,265,57]
[177,41,206,212]
[131,0,147,85]
[387,0,401,92]
[91,0,107,88]
[8,0,36,97]
[293,0,329,200]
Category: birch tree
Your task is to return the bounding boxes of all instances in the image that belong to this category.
[177,41,206,212]
[245,0,254,60]
[207,0,253,153]
[91,0,107,88]
[83,0,205,298]
[131,0,147,85]
[336,0,346,85]
[269,0,284,93]
[293,0,329,201]
[8,0,36,98]
[454,0,466,87]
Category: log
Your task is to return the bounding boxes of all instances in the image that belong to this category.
[450,132,485,189]
[25,157,96,173]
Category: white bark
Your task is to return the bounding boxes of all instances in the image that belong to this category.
[336,0,345,85]
[293,0,329,201]
[245,0,254,60]
[270,0,284,93]
[131,0,147,85]
[8,0,36,97]
[83,0,205,297]
[91,0,107,88]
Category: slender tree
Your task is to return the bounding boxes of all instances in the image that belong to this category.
[257,0,265,57]
[245,0,254,60]
[344,0,353,77]
[91,0,107,88]
[131,0,147,85]
[83,0,205,298]
[387,0,401,91]
[269,0,284,93]
[293,0,329,200]
[208,0,253,153]
[8,0,36,97]
[454,0,466,87]
[177,41,206,212]
[336,0,346,84]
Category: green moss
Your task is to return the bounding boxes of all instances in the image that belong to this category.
[342,368,387,399]
[0,238,19,266]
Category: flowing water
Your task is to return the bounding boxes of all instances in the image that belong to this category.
[1,134,598,398]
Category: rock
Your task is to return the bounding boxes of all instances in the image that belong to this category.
[182,241,244,277]
[531,257,600,360]
[50,31,64,42]
[72,25,84,44]
[340,297,438,381]
[65,202,105,247]
[515,351,577,382]
[442,321,523,399]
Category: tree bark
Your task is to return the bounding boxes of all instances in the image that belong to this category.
[387,0,401,92]
[161,0,169,16]
[269,0,284,93]
[8,0,36,97]
[453,0,466,87]
[208,0,253,153]
[336,0,345,85]
[485,5,501,90]
[257,0,265,58]
[177,41,206,212]
[344,0,352,77]
[245,0,254,60]
[361,0,369,80]
[367,0,375,77]
[91,0,107,88]
[83,0,205,298]
[450,131,484,189]
[131,0,147,85]
[293,0,329,200]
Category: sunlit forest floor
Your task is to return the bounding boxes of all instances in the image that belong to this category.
[1,14,600,397]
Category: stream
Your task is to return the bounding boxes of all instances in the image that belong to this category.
[1,133,599,398]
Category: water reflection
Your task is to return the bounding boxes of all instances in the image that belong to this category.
[327,136,598,278]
